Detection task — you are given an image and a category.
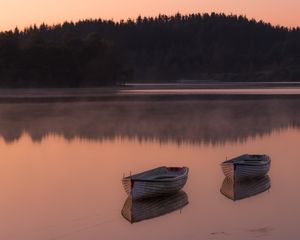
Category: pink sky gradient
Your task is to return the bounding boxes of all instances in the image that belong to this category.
[0,0,299,31]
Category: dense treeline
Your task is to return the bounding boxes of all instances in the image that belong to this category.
[0,13,300,87]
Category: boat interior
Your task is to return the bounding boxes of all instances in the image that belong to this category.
[125,166,188,181]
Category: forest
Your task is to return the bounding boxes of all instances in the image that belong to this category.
[0,13,300,87]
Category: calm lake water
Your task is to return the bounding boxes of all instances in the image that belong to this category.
[0,92,300,240]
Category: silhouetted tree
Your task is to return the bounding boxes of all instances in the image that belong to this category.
[0,13,299,87]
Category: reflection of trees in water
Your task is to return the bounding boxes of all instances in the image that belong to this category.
[0,98,300,144]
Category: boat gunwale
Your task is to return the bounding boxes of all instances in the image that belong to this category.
[221,161,270,167]
[122,167,189,183]
[221,154,271,166]
[129,174,188,183]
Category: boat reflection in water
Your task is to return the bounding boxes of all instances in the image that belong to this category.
[220,176,271,201]
[121,191,189,223]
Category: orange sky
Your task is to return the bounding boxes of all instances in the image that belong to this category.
[0,0,299,31]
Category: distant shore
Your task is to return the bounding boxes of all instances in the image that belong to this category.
[1,82,300,103]
[123,82,300,89]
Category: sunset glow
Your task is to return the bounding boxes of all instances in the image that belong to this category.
[1,0,299,31]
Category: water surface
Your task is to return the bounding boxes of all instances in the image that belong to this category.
[0,94,299,240]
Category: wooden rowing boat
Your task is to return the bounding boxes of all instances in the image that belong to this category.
[221,154,271,181]
[220,175,271,201]
[121,191,188,223]
[122,166,189,200]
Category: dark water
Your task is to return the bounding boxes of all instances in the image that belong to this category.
[0,94,300,239]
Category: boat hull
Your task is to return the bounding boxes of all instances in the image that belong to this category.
[133,177,187,200]
[122,166,189,200]
[221,155,271,181]
[221,162,270,181]
[122,176,188,200]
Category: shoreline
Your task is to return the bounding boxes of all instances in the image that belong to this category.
[123,82,300,89]
[0,83,300,103]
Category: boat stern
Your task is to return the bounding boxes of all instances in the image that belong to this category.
[221,162,235,180]
[122,178,132,196]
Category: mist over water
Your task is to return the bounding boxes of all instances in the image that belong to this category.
[0,95,300,240]
[0,97,300,144]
